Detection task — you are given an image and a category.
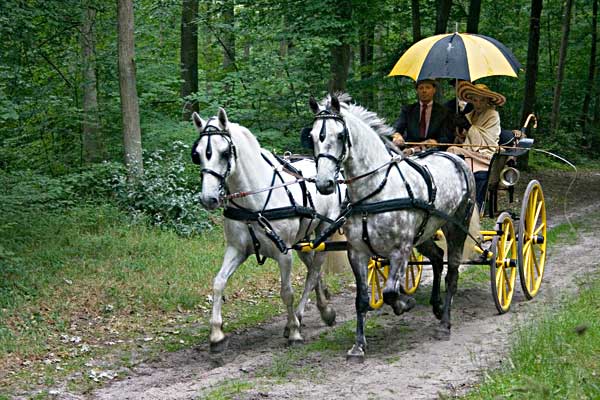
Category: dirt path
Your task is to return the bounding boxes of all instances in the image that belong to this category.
[90,171,600,400]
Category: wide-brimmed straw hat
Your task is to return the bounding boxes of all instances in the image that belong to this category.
[457,81,506,106]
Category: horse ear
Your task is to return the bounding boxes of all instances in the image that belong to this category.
[331,95,340,114]
[192,112,205,132]
[218,107,229,128]
[309,96,320,114]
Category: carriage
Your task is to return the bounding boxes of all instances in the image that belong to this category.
[294,112,546,315]
[190,96,547,361]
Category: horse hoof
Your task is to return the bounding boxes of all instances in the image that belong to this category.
[283,326,290,338]
[389,296,416,316]
[287,338,304,347]
[433,325,451,341]
[321,307,336,326]
[401,296,416,312]
[209,336,229,353]
[346,345,365,363]
[432,306,443,320]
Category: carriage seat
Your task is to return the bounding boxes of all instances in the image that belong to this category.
[480,131,534,217]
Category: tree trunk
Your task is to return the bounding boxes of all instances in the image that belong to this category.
[521,0,543,129]
[466,0,482,33]
[360,21,374,106]
[435,0,453,35]
[411,0,421,43]
[117,0,143,177]
[222,0,235,71]
[375,26,385,114]
[81,3,103,163]
[550,0,574,134]
[328,0,352,93]
[180,0,199,121]
[581,0,598,138]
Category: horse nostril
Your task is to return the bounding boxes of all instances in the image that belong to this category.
[325,180,334,189]
[201,196,219,209]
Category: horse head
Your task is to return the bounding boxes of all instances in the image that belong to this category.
[308,94,351,195]
[191,108,237,210]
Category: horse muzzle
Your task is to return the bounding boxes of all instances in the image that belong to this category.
[315,177,336,195]
[200,193,221,210]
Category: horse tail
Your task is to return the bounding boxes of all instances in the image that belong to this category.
[462,203,481,261]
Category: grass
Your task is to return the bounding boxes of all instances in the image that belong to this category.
[201,379,254,400]
[0,203,316,396]
[462,273,600,400]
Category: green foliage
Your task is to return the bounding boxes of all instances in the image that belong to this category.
[111,141,214,236]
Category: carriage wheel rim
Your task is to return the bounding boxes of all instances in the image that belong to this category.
[491,212,517,313]
[518,181,547,299]
[404,249,424,295]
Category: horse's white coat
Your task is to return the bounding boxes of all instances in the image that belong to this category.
[192,109,344,348]
[310,95,478,360]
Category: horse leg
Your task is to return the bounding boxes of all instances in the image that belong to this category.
[436,225,468,339]
[210,246,248,353]
[383,244,416,315]
[346,250,371,363]
[277,254,303,345]
[296,251,336,328]
[416,239,445,320]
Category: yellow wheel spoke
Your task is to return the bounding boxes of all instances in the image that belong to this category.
[532,250,541,276]
[534,222,546,236]
[533,201,543,227]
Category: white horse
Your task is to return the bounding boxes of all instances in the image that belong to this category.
[307,94,479,362]
[191,108,343,352]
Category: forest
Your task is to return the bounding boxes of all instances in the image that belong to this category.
[1,0,598,236]
[1,1,600,397]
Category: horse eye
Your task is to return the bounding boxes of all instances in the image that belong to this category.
[337,131,345,141]
[222,150,230,159]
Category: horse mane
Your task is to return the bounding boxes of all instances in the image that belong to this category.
[320,93,395,137]
[227,122,262,151]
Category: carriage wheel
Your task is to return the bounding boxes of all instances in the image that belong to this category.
[404,248,424,295]
[518,180,547,299]
[489,212,518,314]
[367,257,388,309]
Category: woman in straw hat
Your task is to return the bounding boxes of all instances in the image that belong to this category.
[447,81,506,208]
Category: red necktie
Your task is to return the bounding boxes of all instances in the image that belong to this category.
[419,103,427,138]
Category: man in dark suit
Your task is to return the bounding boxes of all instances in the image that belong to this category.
[391,79,453,154]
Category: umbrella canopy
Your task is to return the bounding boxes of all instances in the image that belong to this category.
[388,33,521,82]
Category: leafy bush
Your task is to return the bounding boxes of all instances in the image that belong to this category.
[0,163,120,214]
[111,141,215,236]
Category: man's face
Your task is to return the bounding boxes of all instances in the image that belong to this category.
[416,82,436,103]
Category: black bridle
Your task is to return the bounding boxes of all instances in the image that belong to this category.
[312,110,351,178]
[191,123,237,195]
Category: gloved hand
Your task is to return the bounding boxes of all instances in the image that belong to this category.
[392,132,405,146]
[455,114,471,130]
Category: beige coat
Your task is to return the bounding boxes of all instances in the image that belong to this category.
[448,108,500,172]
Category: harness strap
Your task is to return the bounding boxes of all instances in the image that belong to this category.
[223,205,327,222]
[247,223,267,265]
[361,213,381,258]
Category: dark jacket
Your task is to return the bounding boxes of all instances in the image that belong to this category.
[392,102,453,143]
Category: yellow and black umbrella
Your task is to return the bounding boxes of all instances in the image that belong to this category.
[388,32,521,82]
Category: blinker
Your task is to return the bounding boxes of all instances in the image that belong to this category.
[191,137,201,165]
[300,127,313,151]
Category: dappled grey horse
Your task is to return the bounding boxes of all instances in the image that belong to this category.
[191,108,343,352]
[307,94,479,361]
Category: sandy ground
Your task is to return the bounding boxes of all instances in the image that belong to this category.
[46,170,600,400]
